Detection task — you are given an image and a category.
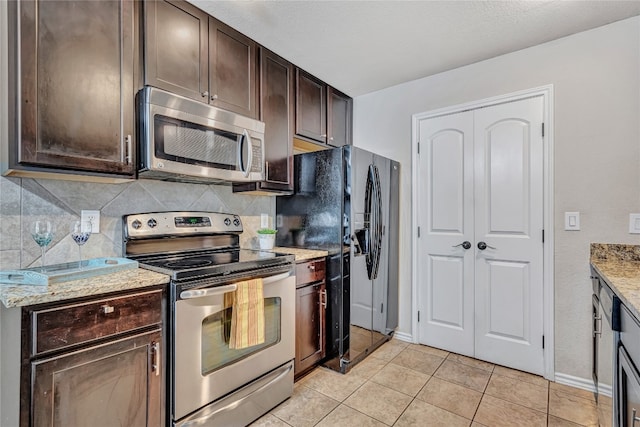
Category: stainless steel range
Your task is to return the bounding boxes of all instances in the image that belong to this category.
[123,211,295,427]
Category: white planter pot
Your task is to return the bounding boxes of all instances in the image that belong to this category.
[258,234,275,250]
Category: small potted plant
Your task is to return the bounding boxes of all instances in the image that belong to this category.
[256,228,277,250]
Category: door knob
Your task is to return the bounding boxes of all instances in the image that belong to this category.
[477,241,496,250]
[452,241,471,250]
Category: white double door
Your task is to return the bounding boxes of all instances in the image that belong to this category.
[417,96,545,375]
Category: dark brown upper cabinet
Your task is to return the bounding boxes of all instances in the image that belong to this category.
[327,87,353,147]
[295,69,327,144]
[144,1,258,119]
[208,18,258,119]
[233,48,294,194]
[295,69,352,148]
[144,0,209,102]
[6,0,138,180]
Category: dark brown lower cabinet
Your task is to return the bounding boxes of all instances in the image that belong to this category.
[295,258,326,378]
[32,330,162,427]
[22,288,165,427]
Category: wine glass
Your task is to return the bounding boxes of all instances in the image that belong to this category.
[71,220,92,270]
[31,220,54,271]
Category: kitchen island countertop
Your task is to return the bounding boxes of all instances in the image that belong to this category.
[0,268,170,308]
[590,243,640,321]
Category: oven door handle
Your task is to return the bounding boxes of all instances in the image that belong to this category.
[179,272,291,300]
[180,284,238,300]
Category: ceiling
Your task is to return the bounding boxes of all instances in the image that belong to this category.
[189,0,640,97]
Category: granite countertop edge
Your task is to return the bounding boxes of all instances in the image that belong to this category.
[0,268,171,309]
[265,247,329,262]
[590,243,640,321]
[1,247,329,309]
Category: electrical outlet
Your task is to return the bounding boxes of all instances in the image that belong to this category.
[81,210,100,233]
[260,213,269,229]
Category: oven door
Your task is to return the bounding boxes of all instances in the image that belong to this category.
[173,269,295,421]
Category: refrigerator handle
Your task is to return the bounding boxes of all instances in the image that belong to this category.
[371,164,383,279]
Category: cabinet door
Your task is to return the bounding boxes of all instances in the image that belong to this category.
[209,18,258,118]
[32,330,162,427]
[295,69,327,143]
[258,48,294,191]
[18,0,136,175]
[327,87,352,147]
[144,0,209,102]
[295,282,326,376]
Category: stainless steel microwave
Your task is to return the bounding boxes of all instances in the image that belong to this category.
[138,86,265,183]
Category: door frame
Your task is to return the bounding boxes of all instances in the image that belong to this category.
[411,85,555,380]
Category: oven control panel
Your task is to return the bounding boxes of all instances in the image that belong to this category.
[124,211,243,238]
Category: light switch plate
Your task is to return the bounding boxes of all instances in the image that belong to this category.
[565,212,580,231]
[80,210,100,233]
[260,213,269,229]
[629,214,640,234]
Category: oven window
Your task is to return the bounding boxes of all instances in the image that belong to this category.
[154,114,240,170]
[201,297,281,375]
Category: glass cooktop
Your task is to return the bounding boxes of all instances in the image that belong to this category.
[136,249,294,281]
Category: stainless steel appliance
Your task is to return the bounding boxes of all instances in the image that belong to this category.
[276,146,400,373]
[138,86,266,183]
[619,304,640,427]
[592,268,621,427]
[123,211,295,427]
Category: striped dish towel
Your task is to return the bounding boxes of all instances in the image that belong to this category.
[225,278,265,349]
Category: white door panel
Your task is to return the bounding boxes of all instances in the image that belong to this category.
[418,111,474,356]
[474,97,544,375]
[429,255,465,329]
[418,96,545,375]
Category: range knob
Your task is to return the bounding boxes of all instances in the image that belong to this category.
[233,218,241,226]
[147,218,157,228]
[224,218,231,226]
[131,219,142,230]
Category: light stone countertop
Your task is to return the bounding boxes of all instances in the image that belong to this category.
[590,243,640,322]
[0,268,170,308]
[269,247,329,262]
[1,248,327,309]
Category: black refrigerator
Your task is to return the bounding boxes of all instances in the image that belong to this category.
[276,146,400,373]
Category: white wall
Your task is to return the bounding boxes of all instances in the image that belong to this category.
[353,16,640,380]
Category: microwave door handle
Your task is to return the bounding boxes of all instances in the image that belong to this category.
[237,130,253,178]
[243,130,253,178]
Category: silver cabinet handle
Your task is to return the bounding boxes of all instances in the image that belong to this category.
[210,94,218,100]
[593,315,602,337]
[633,408,640,426]
[452,241,471,250]
[101,304,115,314]
[124,135,132,164]
[477,241,496,250]
[201,91,209,98]
[151,341,160,377]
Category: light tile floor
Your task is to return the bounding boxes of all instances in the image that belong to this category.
[251,339,598,427]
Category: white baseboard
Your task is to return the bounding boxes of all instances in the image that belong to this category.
[554,372,596,393]
[392,331,413,343]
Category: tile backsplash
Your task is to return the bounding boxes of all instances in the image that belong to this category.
[0,176,274,270]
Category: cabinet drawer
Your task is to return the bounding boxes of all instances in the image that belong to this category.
[295,259,326,286]
[32,289,163,356]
